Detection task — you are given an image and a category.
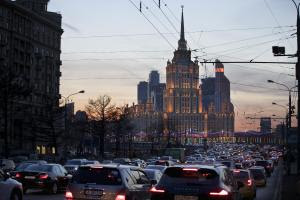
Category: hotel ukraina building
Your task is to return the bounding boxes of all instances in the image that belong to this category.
[131,10,235,140]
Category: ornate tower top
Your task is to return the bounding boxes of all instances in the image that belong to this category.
[178,5,187,51]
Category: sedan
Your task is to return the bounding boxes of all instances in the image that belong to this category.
[14,164,71,194]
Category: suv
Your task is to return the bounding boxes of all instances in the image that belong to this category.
[255,160,271,177]
[0,169,23,200]
[150,165,241,200]
[232,169,256,200]
[66,164,152,200]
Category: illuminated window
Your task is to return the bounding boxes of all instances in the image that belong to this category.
[36,146,41,154]
[41,146,46,154]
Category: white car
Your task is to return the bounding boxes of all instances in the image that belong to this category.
[0,170,23,200]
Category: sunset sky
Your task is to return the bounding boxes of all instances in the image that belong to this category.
[48,0,298,131]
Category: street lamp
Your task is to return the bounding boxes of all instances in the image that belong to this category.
[268,80,297,131]
[61,90,85,156]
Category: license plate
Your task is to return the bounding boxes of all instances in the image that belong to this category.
[175,196,198,200]
[25,176,35,179]
[84,189,103,196]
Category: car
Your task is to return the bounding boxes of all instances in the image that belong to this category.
[146,165,167,173]
[102,160,113,164]
[154,160,173,166]
[255,160,272,177]
[113,158,132,165]
[66,164,152,200]
[248,167,267,187]
[143,169,163,184]
[150,165,241,200]
[235,163,243,169]
[0,169,23,200]
[0,159,16,172]
[14,163,71,194]
[64,159,87,174]
[220,160,235,169]
[83,160,100,165]
[232,169,256,200]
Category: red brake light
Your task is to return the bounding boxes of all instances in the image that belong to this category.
[115,194,126,200]
[39,174,48,179]
[150,186,165,193]
[247,179,252,186]
[65,191,73,199]
[233,170,240,173]
[209,189,229,196]
[15,173,21,178]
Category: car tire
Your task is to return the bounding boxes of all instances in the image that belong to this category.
[49,182,58,194]
[10,189,22,200]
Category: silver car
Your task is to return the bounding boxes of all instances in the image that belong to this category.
[66,164,152,200]
[0,170,23,200]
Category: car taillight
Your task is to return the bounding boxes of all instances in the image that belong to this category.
[39,174,48,179]
[209,189,229,196]
[150,186,165,193]
[65,191,73,199]
[15,173,21,178]
[115,194,126,200]
[247,179,252,186]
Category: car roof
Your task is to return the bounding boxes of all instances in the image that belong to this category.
[79,164,141,170]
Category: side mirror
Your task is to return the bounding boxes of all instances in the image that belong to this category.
[237,181,244,189]
[150,179,157,185]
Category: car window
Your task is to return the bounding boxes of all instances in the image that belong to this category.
[138,171,150,184]
[26,164,52,172]
[58,165,68,175]
[53,166,61,175]
[124,169,135,186]
[131,170,141,184]
[73,167,122,185]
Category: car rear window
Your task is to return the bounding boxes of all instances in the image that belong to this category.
[26,165,52,172]
[66,160,82,165]
[233,171,249,181]
[161,167,218,185]
[256,161,267,166]
[249,169,264,179]
[73,167,122,185]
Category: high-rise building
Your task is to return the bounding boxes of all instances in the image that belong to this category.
[215,60,234,113]
[163,8,205,133]
[0,0,63,156]
[137,81,148,104]
[260,117,271,134]
[201,77,215,112]
[150,83,166,112]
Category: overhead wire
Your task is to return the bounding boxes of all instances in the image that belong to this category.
[127,0,175,49]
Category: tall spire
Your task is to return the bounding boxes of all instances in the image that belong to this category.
[178,5,187,50]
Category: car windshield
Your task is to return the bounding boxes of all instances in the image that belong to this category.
[72,167,122,185]
[26,165,52,172]
[161,167,219,185]
[66,160,82,165]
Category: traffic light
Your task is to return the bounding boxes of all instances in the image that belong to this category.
[272,46,285,55]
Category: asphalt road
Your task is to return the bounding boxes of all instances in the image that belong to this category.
[256,164,283,200]
[24,165,283,200]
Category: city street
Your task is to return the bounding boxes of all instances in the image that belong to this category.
[23,164,284,200]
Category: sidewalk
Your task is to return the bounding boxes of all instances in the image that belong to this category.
[281,162,300,200]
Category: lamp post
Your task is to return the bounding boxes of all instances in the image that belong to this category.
[61,90,85,156]
[272,102,289,144]
[268,80,297,136]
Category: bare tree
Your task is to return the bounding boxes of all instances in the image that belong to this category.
[85,95,116,159]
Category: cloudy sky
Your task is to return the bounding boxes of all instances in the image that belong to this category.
[48,0,298,131]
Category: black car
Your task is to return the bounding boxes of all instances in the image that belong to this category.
[150,165,242,200]
[14,164,71,194]
[255,160,271,177]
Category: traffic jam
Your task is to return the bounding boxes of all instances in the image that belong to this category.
[0,143,282,200]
